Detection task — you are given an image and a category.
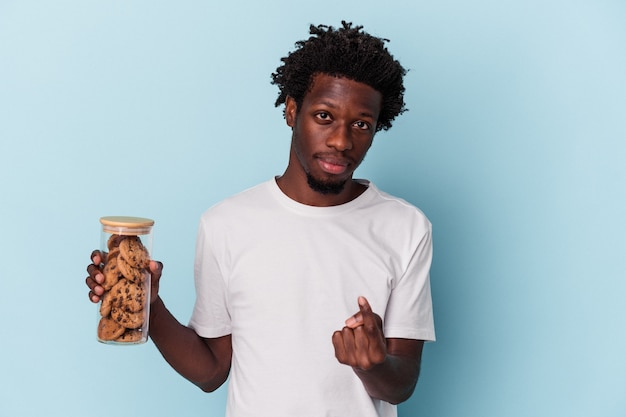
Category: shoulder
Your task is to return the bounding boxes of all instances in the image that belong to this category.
[196,180,281,239]
[363,181,432,232]
[201,180,273,218]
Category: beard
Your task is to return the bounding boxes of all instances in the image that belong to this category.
[306,172,347,195]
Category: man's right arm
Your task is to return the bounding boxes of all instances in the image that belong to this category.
[148,296,232,392]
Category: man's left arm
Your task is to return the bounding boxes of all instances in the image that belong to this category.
[332,296,424,404]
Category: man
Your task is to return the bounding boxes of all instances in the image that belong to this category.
[86,21,435,417]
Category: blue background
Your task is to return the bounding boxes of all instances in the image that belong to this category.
[1,1,625,416]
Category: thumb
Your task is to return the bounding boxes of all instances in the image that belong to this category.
[148,260,163,304]
[150,260,163,278]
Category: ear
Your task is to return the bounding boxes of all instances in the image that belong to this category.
[285,96,297,128]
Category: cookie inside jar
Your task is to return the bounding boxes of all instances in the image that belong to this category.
[98,216,154,345]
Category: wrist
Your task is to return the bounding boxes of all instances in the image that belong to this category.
[149,296,164,322]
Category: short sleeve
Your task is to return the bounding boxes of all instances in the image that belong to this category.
[188,214,232,338]
[383,227,435,342]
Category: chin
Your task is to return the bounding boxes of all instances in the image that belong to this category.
[306,173,347,195]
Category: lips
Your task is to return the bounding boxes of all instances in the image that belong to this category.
[316,155,351,175]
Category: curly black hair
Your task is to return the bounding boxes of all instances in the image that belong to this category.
[271,21,408,132]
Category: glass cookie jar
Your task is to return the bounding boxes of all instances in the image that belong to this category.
[97,216,154,345]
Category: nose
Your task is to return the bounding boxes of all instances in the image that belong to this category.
[325,124,353,152]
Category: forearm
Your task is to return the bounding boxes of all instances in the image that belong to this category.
[350,337,424,405]
[354,352,420,404]
[149,297,231,392]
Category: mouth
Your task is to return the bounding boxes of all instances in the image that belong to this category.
[316,155,351,175]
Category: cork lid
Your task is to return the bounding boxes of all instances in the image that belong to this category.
[100,216,154,235]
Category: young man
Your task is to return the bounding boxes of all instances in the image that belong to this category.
[86,22,435,417]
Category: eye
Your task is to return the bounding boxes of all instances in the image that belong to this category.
[315,112,331,121]
[353,120,371,130]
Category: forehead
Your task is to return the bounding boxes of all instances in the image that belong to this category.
[304,73,382,114]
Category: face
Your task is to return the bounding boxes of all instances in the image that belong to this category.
[284,73,382,198]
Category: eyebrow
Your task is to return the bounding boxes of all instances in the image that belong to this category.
[315,101,377,120]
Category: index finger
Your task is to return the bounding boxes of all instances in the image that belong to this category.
[91,249,106,266]
[358,296,383,331]
[358,296,372,313]
[344,296,373,329]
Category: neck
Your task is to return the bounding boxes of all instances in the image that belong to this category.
[275,168,366,207]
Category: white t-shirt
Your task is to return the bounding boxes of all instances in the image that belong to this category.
[189,179,435,417]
